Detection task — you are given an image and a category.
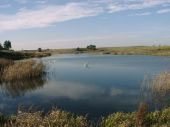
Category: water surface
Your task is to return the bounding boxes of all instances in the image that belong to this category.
[0,55,170,117]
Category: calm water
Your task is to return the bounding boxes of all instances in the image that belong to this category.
[0,55,170,117]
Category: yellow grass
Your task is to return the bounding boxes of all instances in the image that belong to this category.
[0,59,14,71]
[2,60,45,81]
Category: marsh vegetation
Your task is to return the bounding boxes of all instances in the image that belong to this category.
[0,59,46,82]
[142,72,170,109]
[0,106,170,127]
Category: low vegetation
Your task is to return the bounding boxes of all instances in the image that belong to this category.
[101,106,170,127]
[0,109,89,127]
[0,106,170,127]
[0,50,51,60]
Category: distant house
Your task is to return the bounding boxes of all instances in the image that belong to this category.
[87,45,96,50]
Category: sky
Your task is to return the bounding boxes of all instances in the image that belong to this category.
[0,0,170,50]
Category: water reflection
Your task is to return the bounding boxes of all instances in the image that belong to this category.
[0,77,46,97]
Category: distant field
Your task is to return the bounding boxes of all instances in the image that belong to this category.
[1,46,170,60]
[50,46,170,56]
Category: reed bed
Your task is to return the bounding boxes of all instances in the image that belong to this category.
[2,60,45,81]
[151,72,170,96]
[142,72,170,107]
[0,58,14,72]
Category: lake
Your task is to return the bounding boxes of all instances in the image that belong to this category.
[0,55,170,118]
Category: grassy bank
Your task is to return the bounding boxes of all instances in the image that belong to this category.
[1,46,170,59]
[0,50,51,60]
[49,46,170,56]
[0,106,170,127]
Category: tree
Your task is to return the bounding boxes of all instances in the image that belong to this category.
[4,40,12,50]
[0,43,3,50]
[76,47,80,51]
[87,45,96,50]
[38,48,42,52]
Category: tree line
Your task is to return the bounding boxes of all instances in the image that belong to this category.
[0,40,12,50]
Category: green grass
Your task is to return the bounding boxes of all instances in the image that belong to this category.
[101,107,170,127]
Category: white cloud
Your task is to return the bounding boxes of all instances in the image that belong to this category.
[157,9,170,14]
[0,0,170,31]
[0,2,103,31]
[108,0,170,13]
[128,12,151,16]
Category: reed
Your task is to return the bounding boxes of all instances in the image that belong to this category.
[151,72,170,95]
[2,60,45,81]
[142,72,170,107]
[0,58,14,72]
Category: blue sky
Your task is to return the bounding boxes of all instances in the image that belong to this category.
[0,0,170,50]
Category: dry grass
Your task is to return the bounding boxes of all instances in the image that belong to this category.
[0,58,14,72]
[2,60,45,81]
[0,107,170,127]
[3,109,89,127]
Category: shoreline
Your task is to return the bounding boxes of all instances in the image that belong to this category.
[1,46,170,60]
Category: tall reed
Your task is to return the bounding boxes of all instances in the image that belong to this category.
[142,72,170,108]
[0,59,14,72]
[2,60,45,81]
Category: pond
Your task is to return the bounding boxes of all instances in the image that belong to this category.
[0,55,170,118]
